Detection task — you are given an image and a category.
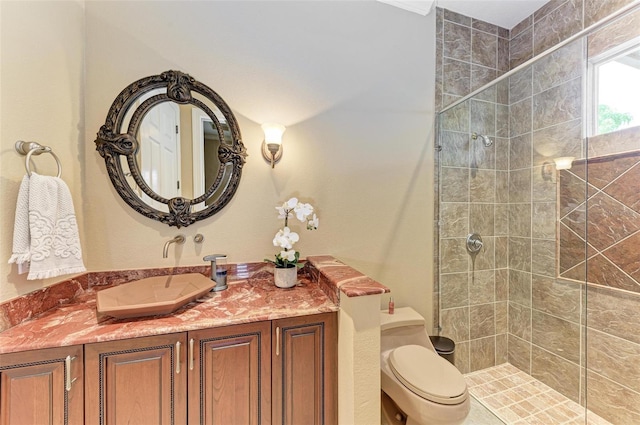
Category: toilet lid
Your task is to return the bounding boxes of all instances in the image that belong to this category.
[389,345,467,405]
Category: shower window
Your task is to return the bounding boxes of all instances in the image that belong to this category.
[588,36,640,135]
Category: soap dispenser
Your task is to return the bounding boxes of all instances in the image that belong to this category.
[203,254,228,292]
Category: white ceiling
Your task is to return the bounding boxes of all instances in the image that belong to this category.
[436,0,550,29]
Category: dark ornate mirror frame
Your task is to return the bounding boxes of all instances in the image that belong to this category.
[95,70,247,228]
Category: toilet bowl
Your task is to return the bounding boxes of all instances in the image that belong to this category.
[381,307,470,425]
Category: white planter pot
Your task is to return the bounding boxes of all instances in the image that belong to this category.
[274,267,298,288]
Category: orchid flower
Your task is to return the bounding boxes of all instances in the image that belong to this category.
[294,202,314,222]
[276,197,298,220]
[280,249,297,262]
[307,214,319,230]
[273,227,299,250]
[266,196,319,268]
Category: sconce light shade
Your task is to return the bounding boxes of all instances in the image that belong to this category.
[554,156,575,170]
[261,123,286,168]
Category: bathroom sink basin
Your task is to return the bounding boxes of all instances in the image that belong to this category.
[96,273,215,319]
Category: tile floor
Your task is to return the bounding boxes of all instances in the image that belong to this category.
[464,363,612,425]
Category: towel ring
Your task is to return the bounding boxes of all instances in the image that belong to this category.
[15,141,62,178]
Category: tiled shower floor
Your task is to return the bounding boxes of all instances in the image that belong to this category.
[464,363,611,425]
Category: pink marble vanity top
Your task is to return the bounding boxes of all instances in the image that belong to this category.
[0,256,388,355]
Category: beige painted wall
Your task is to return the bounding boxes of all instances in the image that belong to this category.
[1,1,436,329]
[0,1,85,301]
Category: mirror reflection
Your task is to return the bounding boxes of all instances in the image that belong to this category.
[96,70,247,227]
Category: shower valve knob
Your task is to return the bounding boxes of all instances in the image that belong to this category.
[466,233,484,253]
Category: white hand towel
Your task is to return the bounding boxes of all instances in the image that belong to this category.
[8,173,86,280]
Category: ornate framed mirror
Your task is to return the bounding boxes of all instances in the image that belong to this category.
[95,70,247,228]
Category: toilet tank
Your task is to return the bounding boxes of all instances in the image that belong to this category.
[380,307,425,331]
[380,307,434,352]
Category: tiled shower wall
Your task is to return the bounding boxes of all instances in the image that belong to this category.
[436,7,511,374]
[436,1,640,421]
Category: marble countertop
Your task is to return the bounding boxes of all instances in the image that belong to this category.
[0,256,388,355]
[0,270,337,354]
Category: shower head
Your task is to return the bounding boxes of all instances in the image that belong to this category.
[471,132,493,147]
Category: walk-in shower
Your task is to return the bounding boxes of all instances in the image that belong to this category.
[435,3,640,424]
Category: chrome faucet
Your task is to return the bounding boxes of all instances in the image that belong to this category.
[163,235,185,258]
[203,254,228,292]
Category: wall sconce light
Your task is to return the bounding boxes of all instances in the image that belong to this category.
[553,156,575,170]
[261,123,286,168]
[542,156,575,182]
[541,162,554,182]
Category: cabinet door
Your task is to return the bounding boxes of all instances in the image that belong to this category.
[188,321,271,425]
[84,333,187,425]
[0,345,83,425]
[272,312,337,425]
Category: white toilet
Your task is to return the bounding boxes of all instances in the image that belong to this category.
[380,307,470,425]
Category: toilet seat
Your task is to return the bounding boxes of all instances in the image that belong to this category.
[388,345,467,405]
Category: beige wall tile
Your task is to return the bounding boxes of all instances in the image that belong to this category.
[444,20,471,61]
[532,77,582,130]
[509,66,533,104]
[509,269,532,306]
[587,285,640,345]
[472,30,497,68]
[440,131,470,167]
[532,310,581,364]
[470,170,496,203]
[441,306,470,342]
[510,133,532,170]
[533,0,583,55]
[441,272,469,309]
[587,328,640,393]
[510,99,532,137]
[441,167,469,202]
[470,303,496,339]
[532,40,583,95]
[443,58,471,98]
[509,237,532,272]
[509,203,532,237]
[470,203,495,235]
[496,333,508,364]
[531,346,581,402]
[509,169,532,203]
[509,301,532,340]
[440,238,469,273]
[455,340,471,374]
[495,301,508,334]
[532,276,582,322]
[508,334,532,373]
[531,239,556,277]
[510,27,533,69]
[440,202,469,238]
[470,270,495,305]
[470,336,496,371]
[587,370,640,424]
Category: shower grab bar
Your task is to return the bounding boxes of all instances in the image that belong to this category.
[15,140,62,178]
[438,1,640,114]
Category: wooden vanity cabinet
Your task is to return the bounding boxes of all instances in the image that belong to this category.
[60,311,335,425]
[84,333,188,425]
[0,345,83,425]
[272,312,337,425]
[188,321,271,425]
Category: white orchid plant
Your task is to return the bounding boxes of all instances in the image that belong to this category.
[265,197,319,268]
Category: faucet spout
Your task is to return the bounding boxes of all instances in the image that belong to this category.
[163,235,185,258]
